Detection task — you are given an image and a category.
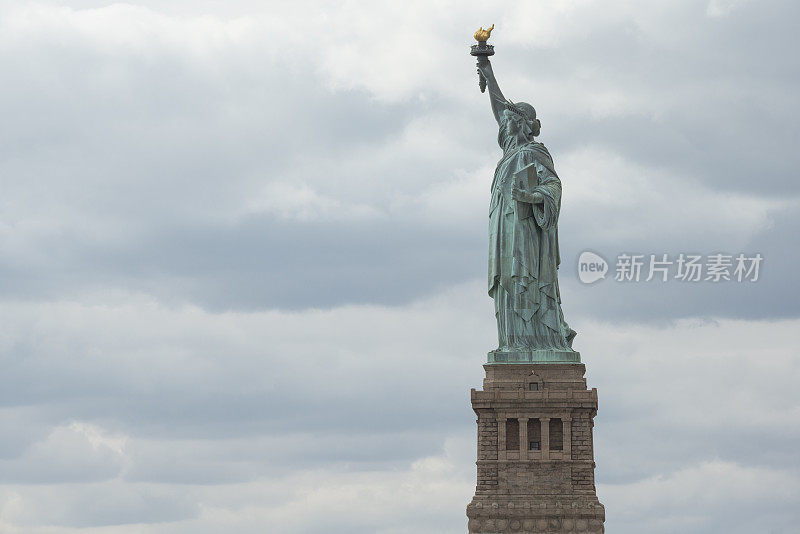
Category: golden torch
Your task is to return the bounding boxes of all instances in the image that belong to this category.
[470,24,495,92]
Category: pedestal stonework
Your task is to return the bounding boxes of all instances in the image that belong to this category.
[466,361,605,533]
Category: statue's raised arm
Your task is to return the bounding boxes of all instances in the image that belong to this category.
[470,25,508,125]
[477,59,507,126]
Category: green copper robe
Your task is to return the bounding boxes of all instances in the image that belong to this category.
[488,115,576,351]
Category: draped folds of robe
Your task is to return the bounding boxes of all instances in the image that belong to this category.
[488,115,576,351]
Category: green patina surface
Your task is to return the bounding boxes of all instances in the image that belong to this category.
[474,47,578,365]
[487,350,582,364]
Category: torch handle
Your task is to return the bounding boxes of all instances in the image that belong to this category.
[477,64,487,93]
[470,42,494,94]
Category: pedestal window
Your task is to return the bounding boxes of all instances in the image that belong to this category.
[549,417,563,451]
[527,418,541,450]
[505,418,519,450]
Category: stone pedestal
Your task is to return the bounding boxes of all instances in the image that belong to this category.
[466,362,605,533]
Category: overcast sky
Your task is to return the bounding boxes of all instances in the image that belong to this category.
[0,1,798,533]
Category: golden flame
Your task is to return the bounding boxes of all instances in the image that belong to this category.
[474,24,494,42]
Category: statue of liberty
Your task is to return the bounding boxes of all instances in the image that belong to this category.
[472,28,577,358]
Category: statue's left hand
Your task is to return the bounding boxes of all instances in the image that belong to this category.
[512,185,544,204]
[511,185,530,203]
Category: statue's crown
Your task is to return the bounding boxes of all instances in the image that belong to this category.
[506,101,537,122]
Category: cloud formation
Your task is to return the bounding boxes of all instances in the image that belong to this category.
[1,0,797,316]
[0,0,798,533]
[1,287,798,532]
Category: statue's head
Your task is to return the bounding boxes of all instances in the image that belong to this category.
[504,101,541,139]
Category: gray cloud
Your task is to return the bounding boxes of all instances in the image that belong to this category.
[0,290,798,532]
[0,0,797,320]
[1,1,799,533]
